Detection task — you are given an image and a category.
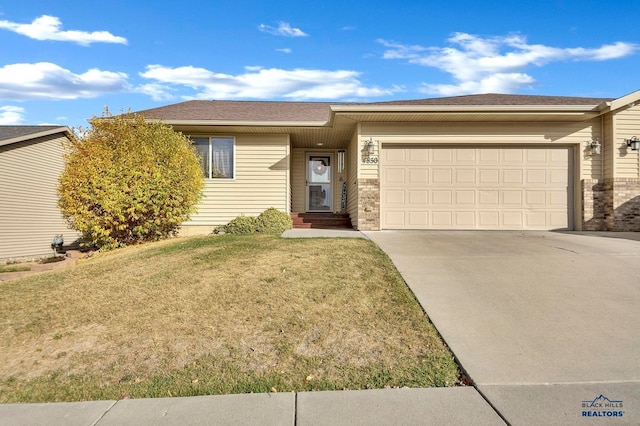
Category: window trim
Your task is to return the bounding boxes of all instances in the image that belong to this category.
[192,136,236,180]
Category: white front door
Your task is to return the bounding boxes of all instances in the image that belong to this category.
[306,154,332,212]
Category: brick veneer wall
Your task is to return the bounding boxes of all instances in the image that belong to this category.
[582,179,607,231]
[609,178,640,231]
[582,178,640,231]
[356,178,380,230]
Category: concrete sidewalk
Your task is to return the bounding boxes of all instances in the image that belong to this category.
[0,388,505,426]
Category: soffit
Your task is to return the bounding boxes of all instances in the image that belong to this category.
[171,124,354,149]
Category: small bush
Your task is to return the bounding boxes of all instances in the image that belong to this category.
[218,208,292,235]
[256,208,293,234]
[219,215,258,234]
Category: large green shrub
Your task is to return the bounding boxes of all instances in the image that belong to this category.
[58,109,204,249]
[256,207,293,234]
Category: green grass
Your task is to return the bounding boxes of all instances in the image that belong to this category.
[0,264,31,273]
[0,234,460,403]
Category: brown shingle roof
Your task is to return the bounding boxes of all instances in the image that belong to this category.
[137,100,337,122]
[369,93,612,106]
[0,125,65,142]
[136,94,612,122]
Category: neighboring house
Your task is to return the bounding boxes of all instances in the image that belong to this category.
[0,126,79,260]
[137,91,640,233]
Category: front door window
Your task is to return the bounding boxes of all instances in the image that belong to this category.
[307,155,331,211]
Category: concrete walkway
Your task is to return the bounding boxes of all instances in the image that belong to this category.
[3,230,639,425]
[0,388,505,426]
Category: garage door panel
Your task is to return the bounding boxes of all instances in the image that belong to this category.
[455,190,475,205]
[502,149,524,163]
[384,189,405,205]
[455,211,475,227]
[408,168,429,184]
[479,169,500,184]
[408,190,428,205]
[432,149,454,163]
[480,149,500,163]
[502,212,524,227]
[479,190,499,205]
[408,149,428,163]
[384,148,406,163]
[526,169,547,184]
[502,190,523,205]
[432,169,452,183]
[384,168,405,184]
[503,169,523,184]
[381,146,571,230]
[455,169,476,183]
[455,149,477,163]
[432,190,452,205]
[408,211,428,226]
[383,211,406,227]
[431,211,453,227]
[479,211,500,227]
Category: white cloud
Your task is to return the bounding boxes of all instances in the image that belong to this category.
[421,73,536,97]
[379,33,638,95]
[139,65,393,101]
[0,15,127,46]
[258,22,308,37]
[0,106,26,124]
[0,62,129,100]
[276,48,292,54]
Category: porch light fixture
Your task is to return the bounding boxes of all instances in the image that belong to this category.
[625,136,640,151]
[363,139,375,156]
[587,139,601,155]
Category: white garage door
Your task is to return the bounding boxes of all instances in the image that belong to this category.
[381,146,572,230]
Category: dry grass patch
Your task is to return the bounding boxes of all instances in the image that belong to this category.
[0,235,460,402]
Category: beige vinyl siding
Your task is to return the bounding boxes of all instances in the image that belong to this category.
[0,133,79,260]
[184,134,290,227]
[603,113,615,179]
[613,104,640,178]
[580,118,603,180]
[346,132,359,226]
[291,148,305,212]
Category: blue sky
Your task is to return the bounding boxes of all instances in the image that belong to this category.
[1,0,638,128]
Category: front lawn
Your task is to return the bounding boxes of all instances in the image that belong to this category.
[0,234,460,402]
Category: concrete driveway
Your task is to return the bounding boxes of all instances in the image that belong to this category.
[365,231,640,424]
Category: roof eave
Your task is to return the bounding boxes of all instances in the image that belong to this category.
[330,104,601,113]
[152,119,330,127]
[0,126,72,147]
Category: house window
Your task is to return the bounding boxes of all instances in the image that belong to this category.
[192,137,235,179]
